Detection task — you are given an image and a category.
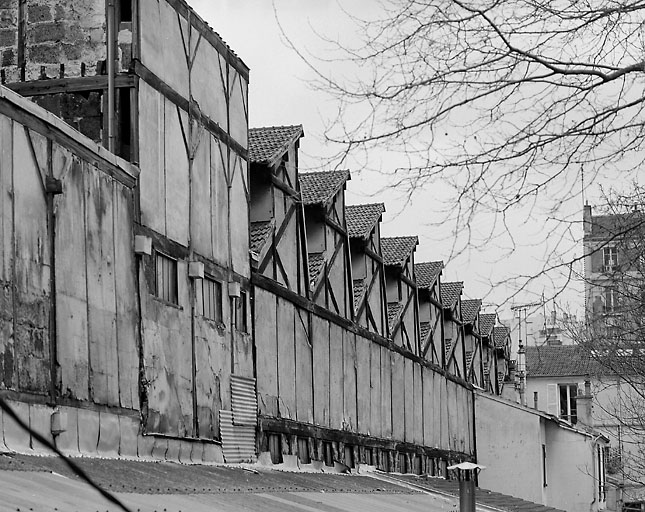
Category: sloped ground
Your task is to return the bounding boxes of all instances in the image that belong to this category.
[0,453,565,512]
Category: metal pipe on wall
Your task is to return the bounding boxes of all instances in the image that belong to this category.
[107,0,116,153]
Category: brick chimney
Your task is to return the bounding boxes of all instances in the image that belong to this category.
[575,379,593,428]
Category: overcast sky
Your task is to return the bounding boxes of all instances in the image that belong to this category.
[189,0,591,316]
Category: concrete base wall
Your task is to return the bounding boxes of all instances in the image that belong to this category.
[0,400,224,464]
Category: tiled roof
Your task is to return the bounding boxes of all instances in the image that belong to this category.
[387,302,404,331]
[308,253,325,287]
[415,261,443,289]
[461,299,482,324]
[587,212,645,239]
[420,322,431,343]
[440,282,463,308]
[493,326,510,349]
[381,236,418,267]
[526,345,598,377]
[345,203,385,239]
[250,220,273,254]
[248,125,303,164]
[353,279,365,309]
[300,170,350,206]
[479,313,497,337]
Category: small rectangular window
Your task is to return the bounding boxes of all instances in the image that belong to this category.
[236,290,248,332]
[200,277,222,322]
[155,252,178,304]
[558,384,578,424]
[603,246,618,271]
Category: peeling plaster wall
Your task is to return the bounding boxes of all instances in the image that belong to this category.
[0,88,138,407]
[254,286,475,459]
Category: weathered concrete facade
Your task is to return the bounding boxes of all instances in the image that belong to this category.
[0,0,519,477]
[0,0,251,462]
[249,127,487,472]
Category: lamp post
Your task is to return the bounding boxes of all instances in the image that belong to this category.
[448,462,486,512]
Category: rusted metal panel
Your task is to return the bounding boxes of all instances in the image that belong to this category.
[138,81,166,236]
[422,367,435,447]
[194,315,228,440]
[54,158,90,401]
[211,138,230,266]
[369,342,382,437]
[380,346,393,438]
[413,361,423,445]
[403,357,414,443]
[295,308,313,424]
[254,287,278,417]
[230,153,250,278]
[139,0,190,100]
[329,322,344,429]
[312,315,330,426]
[11,125,50,395]
[277,297,296,420]
[85,168,119,406]
[355,335,371,434]
[0,115,14,390]
[391,353,405,441]
[113,184,139,410]
[140,263,194,437]
[230,375,257,427]
[228,65,249,148]
[342,332,357,431]
[219,410,256,464]
[163,101,189,246]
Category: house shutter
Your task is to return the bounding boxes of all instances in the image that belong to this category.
[591,250,603,273]
[547,384,558,415]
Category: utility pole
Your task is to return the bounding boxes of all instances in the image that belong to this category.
[511,302,542,406]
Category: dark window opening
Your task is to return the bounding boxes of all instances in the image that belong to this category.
[268,434,282,464]
[117,87,131,160]
[118,0,132,22]
[323,442,334,467]
[559,384,578,424]
[413,455,422,475]
[363,447,373,466]
[155,252,178,305]
[398,452,408,473]
[236,290,248,332]
[297,438,310,464]
[200,277,222,322]
[343,445,355,468]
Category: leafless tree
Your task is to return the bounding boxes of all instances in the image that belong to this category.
[275,0,645,303]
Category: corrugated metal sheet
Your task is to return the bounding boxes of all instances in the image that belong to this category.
[231,374,258,426]
[219,410,256,464]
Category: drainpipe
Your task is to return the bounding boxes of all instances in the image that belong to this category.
[106,0,116,153]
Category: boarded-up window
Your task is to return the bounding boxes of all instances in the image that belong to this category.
[201,277,222,322]
[155,252,178,304]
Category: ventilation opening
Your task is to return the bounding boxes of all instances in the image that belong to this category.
[323,442,334,467]
[398,453,408,473]
[297,437,310,464]
[268,433,283,464]
[343,445,355,468]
